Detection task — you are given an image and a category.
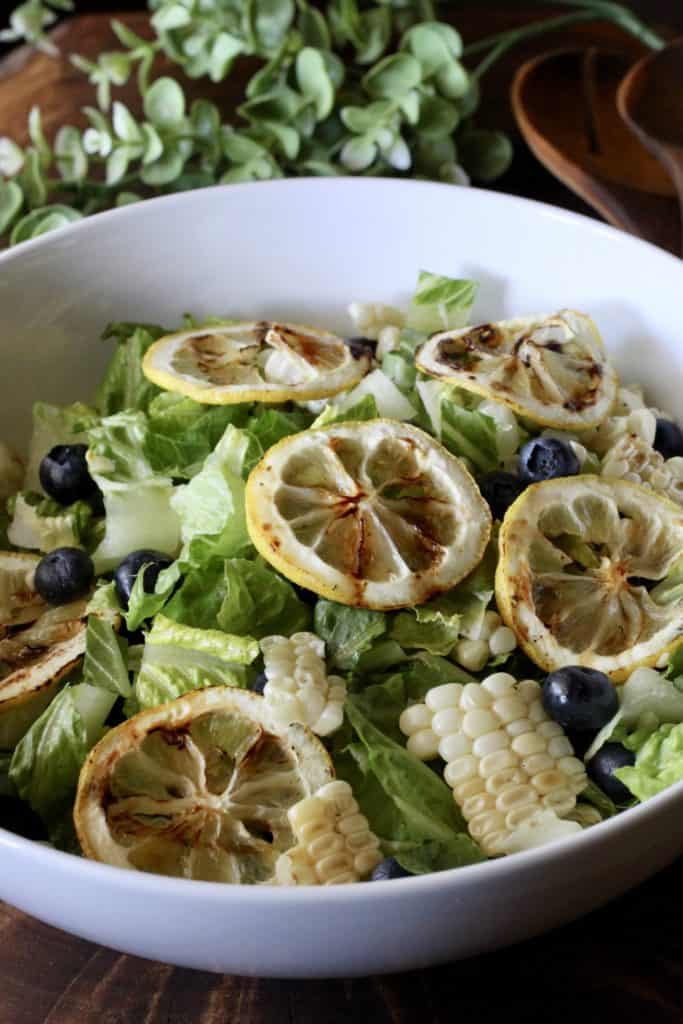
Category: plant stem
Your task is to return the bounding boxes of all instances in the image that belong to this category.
[468,12,598,79]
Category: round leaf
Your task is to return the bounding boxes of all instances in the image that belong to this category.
[401,25,451,77]
[436,59,469,101]
[112,102,142,144]
[106,146,131,187]
[54,126,88,183]
[362,53,422,99]
[10,205,82,246]
[340,136,377,172]
[144,77,186,128]
[0,180,23,234]
[417,96,460,140]
[151,3,192,32]
[209,32,244,83]
[298,2,330,49]
[140,146,187,186]
[296,47,335,121]
[459,130,513,182]
[0,138,25,177]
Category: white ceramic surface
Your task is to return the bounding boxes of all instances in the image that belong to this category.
[1,178,682,978]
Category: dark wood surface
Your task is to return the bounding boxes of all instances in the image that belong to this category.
[1,3,683,1020]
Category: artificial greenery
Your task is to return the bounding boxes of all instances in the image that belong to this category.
[0,0,665,246]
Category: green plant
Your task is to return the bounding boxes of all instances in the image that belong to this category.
[0,0,664,246]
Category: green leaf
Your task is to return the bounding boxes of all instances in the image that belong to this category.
[459,129,513,183]
[0,137,25,177]
[151,3,192,31]
[297,1,330,49]
[340,135,376,172]
[616,722,683,803]
[314,601,386,671]
[165,556,311,638]
[311,393,379,428]
[106,146,131,187]
[340,99,393,134]
[83,617,131,697]
[222,130,268,163]
[296,47,335,120]
[24,401,99,490]
[97,324,164,415]
[209,32,244,82]
[10,204,82,246]
[9,684,116,848]
[54,126,88,183]
[140,146,186,186]
[435,59,469,101]
[401,23,452,77]
[354,7,391,65]
[143,77,186,127]
[17,148,47,209]
[440,393,498,472]
[417,95,460,139]
[362,53,422,99]
[406,270,477,333]
[28,106,51,168]
[0,180,23,235]
[250,0,296,52]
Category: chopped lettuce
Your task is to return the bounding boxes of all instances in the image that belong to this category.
[9,683,116,848]
[314,601,386,671]
[164,556,311,638]
[87,412,181,572]
[24,401,99,491]
[616,723,683,802]
[650,555,683,607]
[171,424,251,569]
[311,394,379,428]
[243,406,312,472]
[327,368,416,422]
[337,699,483,873]
[389,607,460,656]
[440,388,499,472]
[96,323,166,415]
[585,667,683,762]
[405,272,477,334]
[7,492,100,552]
[133,614,257,712]
[144,393,249,479]
[83,617,132,697]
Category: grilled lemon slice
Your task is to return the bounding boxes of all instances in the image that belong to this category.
[496,477,683,681]
[245,419,491,610]
[416,310,618,431]
[74,687,333,883]
[142,321,371,404]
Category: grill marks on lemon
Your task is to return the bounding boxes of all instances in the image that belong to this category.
[416,311,617,430]
[496,478,683,680]
[142,321,371,404]
[246,420,491,609]
[75,688,333,883]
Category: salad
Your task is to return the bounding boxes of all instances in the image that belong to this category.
[1,271,683,886]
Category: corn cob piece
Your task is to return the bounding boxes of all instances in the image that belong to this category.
[275,781,383,885]
[399,672,587,855]
[260,632,347,737]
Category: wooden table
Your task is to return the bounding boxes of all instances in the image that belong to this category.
[1,3,683,1020]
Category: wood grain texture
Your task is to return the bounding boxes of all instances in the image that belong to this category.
[1,4,683,1020]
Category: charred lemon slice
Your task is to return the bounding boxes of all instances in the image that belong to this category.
[496,477,683,681]
[0,579,87,748]
[142,321,371,404]
[74,687,333,883]
[416,310,617,431]
[0,551,46,633]
[246,420,491,609]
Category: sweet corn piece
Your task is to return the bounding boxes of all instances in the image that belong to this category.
[399,674,588,855]
[275,781,382,885]
[260,632,347,737]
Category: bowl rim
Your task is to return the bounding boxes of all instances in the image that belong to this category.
[1,175,682,901]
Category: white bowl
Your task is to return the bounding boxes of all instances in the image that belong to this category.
[1,179,682,978]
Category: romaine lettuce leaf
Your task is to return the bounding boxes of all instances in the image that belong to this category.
[144,393,249,479]
[615,722,683,801]
[314,600,386,671]
[9,683,116,848]
[244,406,312,472]
[440,388,499,472]
[389,608,460,656]
[83,617,132,697]
[405,272,477,334]
[96,323,166,415]
[87,412,181,572]
[24,401,99,491]
[170,424,251,569]
[324,368,416,422]
[337,699,483,873]
[163,556,311,638]
[133,614,257,712]
[7,492,100,552]
[311,394,379,429]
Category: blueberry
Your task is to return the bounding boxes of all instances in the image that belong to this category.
[653,418,683,460]
[345,336,376,360]
[542,666,618,732]
[293,583,318,606]
[519,437,580,483]
[35,547,94,605]
[114,549,173,609]
[371,857,413,881]
[251,671,267,695]
[566,729,596,759]
[587,742,635,804]
[478,471,525,520]
[39,444,99,506]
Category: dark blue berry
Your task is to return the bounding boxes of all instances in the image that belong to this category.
[519,437,580,483]
[653,418,683,460]
[542,666,618,732]
[478,471,525,520]
[566,729,596,759]
[35,547,94,605]
[371,857,413,881]
[587,742,635,804]
[114,549,173,609]
[293,583,318,606]
[251,671,267,695]
[345,336,376,360]
[39,444,98,506]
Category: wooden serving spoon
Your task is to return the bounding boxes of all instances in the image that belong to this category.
[512,48,681,255]
[618,37,683,257]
